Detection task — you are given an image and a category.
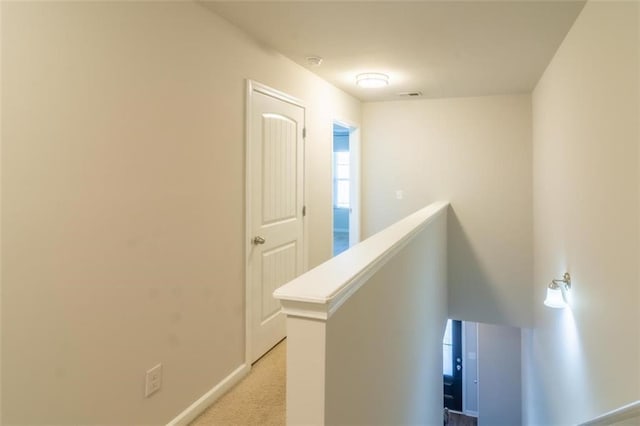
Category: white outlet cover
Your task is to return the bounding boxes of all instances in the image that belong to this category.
[145,363,162,397]
[395,190,403,200]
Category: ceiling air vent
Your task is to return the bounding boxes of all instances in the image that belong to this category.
[397,91,423,97]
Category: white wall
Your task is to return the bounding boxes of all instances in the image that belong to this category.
[324,209,447,425]
[362,95,532,327]
[1,2,360,424]
[524,2,639,425]
[477,323,522,426]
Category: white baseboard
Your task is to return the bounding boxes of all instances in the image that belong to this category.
[167,363,250,426]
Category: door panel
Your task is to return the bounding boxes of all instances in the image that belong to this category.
[260,242,297,323]
[262,114,297,224]
[444,319,463,411]
[249,86,304,363]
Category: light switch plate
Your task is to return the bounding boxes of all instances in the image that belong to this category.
[145,363,162,397]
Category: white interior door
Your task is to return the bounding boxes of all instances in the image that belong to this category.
[247,83,305,363]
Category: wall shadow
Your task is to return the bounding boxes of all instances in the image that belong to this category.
[447,205,513,326]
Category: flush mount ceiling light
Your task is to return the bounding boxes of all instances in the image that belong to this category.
[356,73,389,88]
[544,272,572,309]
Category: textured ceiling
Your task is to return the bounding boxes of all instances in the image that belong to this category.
[203,1,585,102]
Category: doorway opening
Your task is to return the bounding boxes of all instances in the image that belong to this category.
[443,319,477,426]
[332,122,359,256]
[443,319,523,426]
[443,319,464,412]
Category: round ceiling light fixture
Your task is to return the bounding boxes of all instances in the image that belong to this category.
[356,73,389,88]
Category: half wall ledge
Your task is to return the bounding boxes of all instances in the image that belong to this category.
[273,201,449,320]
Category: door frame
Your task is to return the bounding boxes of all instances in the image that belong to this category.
[462,321,479,417]
[331,119,361,249]
[245,80,306,365]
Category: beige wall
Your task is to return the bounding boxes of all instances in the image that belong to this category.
[324,210,447,426]
[1,2,360,424]
[524,2,639,424]
[362,95,532,327]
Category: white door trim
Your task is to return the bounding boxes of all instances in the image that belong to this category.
[245,80,306,365]
[462,321,479,417]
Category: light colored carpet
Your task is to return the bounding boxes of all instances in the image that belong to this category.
[190,340,286,426]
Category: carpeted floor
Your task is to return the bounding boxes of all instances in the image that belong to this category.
[190,340,286,426]
[190,339,476,426]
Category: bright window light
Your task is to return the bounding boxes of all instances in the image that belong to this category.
[334,152,350,208]
[443,319,453,376]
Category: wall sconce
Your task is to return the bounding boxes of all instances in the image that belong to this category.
[544,272,571,308]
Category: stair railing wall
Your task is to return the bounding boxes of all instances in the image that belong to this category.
[274,201,449,425]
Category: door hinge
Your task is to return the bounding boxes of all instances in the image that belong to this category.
[302,205,306,217]
[302,128,306,139]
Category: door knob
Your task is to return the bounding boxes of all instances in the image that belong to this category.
[252,236,266,245]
